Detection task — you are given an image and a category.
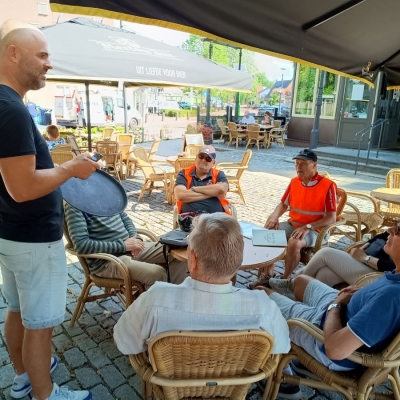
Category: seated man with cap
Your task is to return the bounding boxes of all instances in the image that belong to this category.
[252,149,337,287]
[174,145,230,214]
[240,110,255,125]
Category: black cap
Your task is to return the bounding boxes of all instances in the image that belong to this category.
[292,149,318,162]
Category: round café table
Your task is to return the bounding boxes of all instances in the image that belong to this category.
[170,237,286,284]
[370,188,400,206]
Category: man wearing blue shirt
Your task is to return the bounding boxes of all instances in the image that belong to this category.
[256,224,400,372]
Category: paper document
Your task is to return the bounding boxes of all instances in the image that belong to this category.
[239,221,264,239]
[252,229,288,247]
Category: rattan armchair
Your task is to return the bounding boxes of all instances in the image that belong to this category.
[268,318,400,400]
[63,219,158,326]
[185,144,203,157]
[227,122,247,148]
[51,143,73,152]
[129,330,280,400]
[264,121,289,149]
[67,135,90,156]
[245,124,264,150]
[50,151,75,165]
[217,118,230,144]
[376,169,400,229]
[216,150,252,204]
[96,141,122,182]
[102,126,115,139]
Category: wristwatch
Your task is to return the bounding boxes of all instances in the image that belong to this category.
[327,303,342,312]
[364,255,371,265]
[306,223,312,229]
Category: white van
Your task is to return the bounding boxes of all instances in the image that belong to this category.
[55,91,141,128]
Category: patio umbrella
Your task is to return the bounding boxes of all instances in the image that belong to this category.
[50,0,400,88]
[41,18,253,91]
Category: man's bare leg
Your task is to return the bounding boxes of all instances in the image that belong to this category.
[4,311,25,375]
[293,275,315,302]
[23,328,54,400]
[281,238,306,279]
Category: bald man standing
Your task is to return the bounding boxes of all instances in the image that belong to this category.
[0,20,99,400]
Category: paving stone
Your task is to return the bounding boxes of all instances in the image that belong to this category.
[90,384,115,400]
[0,364,15,389]
[0,295,6,309]
[114,356,135,378]
[113,384,141,400]
[0,308,6,322]
[99,340,121,360]
[64,310,72,322]
[62,322,84,337]
[66,302,78,315]
[75,367,102,389]
[73,334,97,352]
[85,347,111,369]
[128,374,142,395]
[52,325,64,337]
[85,326,109,344]
[52,334,74,352]
[84,303,105,316]
[52,362,71,386]
[99,365,125,389]
[63,348,88,368]
[77,314,97,328]
[0,346,10,366]
[99,299,123,313]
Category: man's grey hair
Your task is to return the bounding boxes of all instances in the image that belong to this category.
[189,213,244,280]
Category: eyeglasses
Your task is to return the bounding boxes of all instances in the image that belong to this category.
[197,153,213,162]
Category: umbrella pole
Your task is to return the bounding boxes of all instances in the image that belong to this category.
[123,82,129,133]
[235,48,243,120]
[84,81,92,152]
[309,70,326,149]
[205,43,213,127]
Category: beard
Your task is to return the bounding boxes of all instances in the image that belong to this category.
[18,58,46,91]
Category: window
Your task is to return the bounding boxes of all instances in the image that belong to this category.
[293,64,340,119]
[117,98,125,108]
[342,80,371,119]
[37,2,49,16]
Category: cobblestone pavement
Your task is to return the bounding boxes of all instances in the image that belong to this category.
[0,140,389,400]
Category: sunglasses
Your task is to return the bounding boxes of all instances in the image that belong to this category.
[197,153,213,162]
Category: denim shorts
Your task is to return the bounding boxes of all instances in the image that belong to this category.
[0,238,67,329]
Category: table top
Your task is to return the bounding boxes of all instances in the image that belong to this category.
[371,187,400,205]
[170,237,286,270]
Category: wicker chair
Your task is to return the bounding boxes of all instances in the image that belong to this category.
[51,143,72,152]
[102,126,115,139]
[264,121,289,149]
[66,135,90,156]
[217,118,230,144]
[168,157,197,205]
[216,150,252,204]
[96,141,122,182]
[133,147,171,202]
[130,329,280,400]
[376,169,400,229]
[268,317,400,400]
[50,151,75,165]
[185,144,203,157]
[300,187,347,264]
[227,122,247,148]
[63,218,158,326]
[245,124,264,150]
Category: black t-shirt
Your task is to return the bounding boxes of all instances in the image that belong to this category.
[175,168,228,213]
[0,85,63,242]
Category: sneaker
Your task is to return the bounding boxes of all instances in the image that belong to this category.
[248,273,276,290]
[269,277,292,294]
[11,357,58,399]
[290,359,320,381]
[34,383,92,400]
[257,378,302,400]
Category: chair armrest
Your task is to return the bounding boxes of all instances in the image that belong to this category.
[129,353,154,379]
[344,241,366,253]
[346,191,380,213]
[288,318,400,368]
[136,228,158,242]
[216,162,242,168]
[354,272,384,288]
[313,218,346,252]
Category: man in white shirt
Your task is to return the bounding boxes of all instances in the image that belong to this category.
[240,110,255,124]
[114,213,290,356]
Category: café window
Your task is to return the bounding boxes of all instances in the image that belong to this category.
[342,80,371,119]
[293,64,340,119]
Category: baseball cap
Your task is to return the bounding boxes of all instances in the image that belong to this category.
[292,149,318,162]
[198,145,216,159]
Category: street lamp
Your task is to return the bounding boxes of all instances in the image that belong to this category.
[279,68,286,115]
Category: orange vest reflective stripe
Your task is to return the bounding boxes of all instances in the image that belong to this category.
[176,165,231,215]
[288,177,336,231]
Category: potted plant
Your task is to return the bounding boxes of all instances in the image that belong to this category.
[201,124,213,144]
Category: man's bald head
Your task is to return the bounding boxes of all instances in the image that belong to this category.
[0,19,52,95]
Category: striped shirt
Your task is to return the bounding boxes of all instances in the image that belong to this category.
[64,204,139,273]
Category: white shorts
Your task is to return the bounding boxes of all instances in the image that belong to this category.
[0,238,67,329]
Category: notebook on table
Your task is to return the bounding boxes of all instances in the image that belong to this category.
[252,229,288,247]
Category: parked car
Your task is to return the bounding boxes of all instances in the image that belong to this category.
[258,105,290,118]
[177,101,193,109]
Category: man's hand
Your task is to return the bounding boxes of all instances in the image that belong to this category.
[349,247,367,263]
[290,226,310,240]
[124,237,145,258]
[61,153,101,180]
[337,285,360,297]
[264,216,279,229]
[334,289,356,307]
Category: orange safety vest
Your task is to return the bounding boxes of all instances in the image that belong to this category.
[288,177,336,231]
[176,165,231,215]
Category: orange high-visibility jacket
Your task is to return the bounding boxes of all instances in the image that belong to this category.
[288,177,336,230]
[176,165,231,214]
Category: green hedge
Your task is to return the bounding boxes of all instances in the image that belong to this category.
[163,109,197,118]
